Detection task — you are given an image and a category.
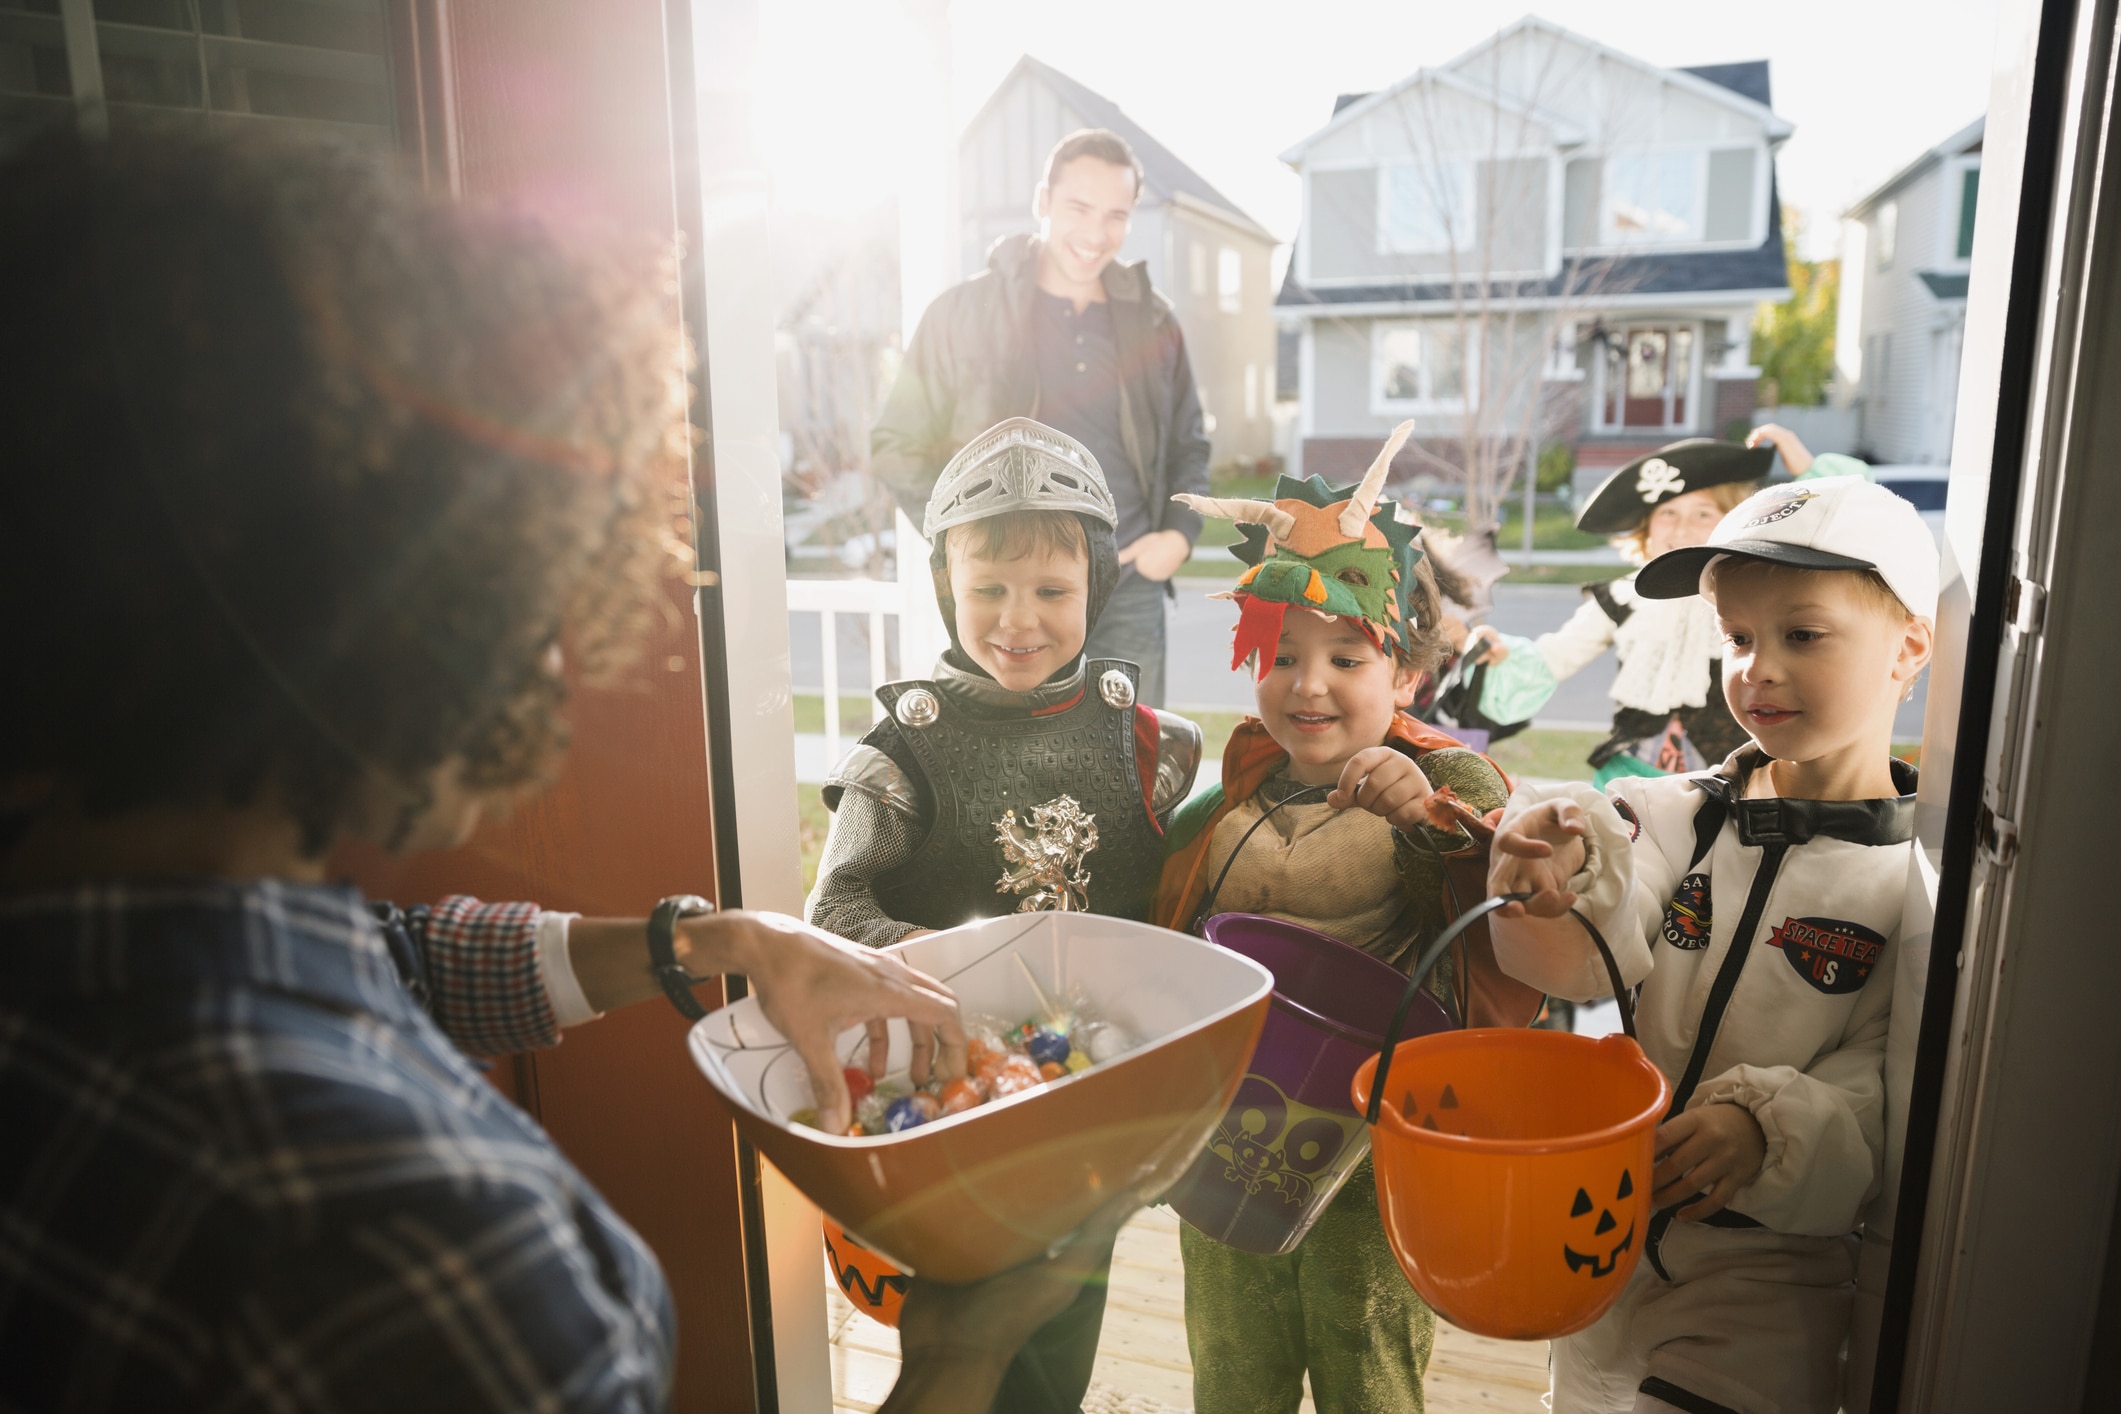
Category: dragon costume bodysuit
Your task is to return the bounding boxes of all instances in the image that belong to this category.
[1153,424,1535,1414]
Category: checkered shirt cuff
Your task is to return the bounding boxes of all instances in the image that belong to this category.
[424,896,561,1055]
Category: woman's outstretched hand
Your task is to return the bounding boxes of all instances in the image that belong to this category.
[690,912,967,1134]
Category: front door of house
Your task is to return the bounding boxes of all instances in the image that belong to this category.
[1601,325,1696,430]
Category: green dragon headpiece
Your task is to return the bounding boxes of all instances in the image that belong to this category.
[1173,421,1429,679]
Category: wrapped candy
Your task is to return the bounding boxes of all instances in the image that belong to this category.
[1024,1027,1070,1067]
[985,1054,1044,1098]
[886,1093,941,1132]
[792,993,1136,1133]
[1075,1021,1133,1065]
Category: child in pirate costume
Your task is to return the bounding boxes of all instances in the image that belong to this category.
[1470,438,1775,787]
[1489,478,1937,1414]
[1151,423,1542,1414]
[808,416,1201,1413]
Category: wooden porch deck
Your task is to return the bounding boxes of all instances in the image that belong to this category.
[829,1205,1551,1413]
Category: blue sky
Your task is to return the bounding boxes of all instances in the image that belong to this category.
[758,0,2001,261]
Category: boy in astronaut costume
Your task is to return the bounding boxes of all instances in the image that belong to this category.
[1486,478,1937,1414]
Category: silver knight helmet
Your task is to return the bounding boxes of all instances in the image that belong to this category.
[923,417,1124,661]
[924,417,1118,541]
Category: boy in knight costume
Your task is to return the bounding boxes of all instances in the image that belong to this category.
[1469,438,1774,786]
[808,416,1201,1412]
[1152,423,1540,1414]
[1489,478,1936,1414]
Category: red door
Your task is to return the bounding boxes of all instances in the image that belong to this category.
[1604,326,1696,430]
[337,4,761,1410]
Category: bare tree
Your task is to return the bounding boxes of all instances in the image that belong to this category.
[776,209,903,578]
[1306,34,1635,535]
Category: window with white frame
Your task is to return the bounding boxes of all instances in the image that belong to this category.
[1955,166,1980,261]
[1603,151,1702,244]
[1190,241,1209,296]
[1218,247,1242,314]
[1373,320,1472,410]
[1875,201,1899,268]
[1379,162,1475,254]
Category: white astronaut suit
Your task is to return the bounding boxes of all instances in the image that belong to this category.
[1498,749,1919,1414]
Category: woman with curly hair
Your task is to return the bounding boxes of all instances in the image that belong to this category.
[0,127,1082,1413]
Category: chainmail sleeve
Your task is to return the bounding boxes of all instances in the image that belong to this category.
[807,743,931,949]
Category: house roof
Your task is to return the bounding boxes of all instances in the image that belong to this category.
[1283,16,1791,166]
[1847,115,1986,219]
[966,56,1275,243]
[1276,175,1793,311]
[1681,60,1772,110]
[1441,17,1793,141]
[1280,63,1588,164]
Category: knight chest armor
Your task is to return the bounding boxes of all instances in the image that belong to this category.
[866,660,1164,929]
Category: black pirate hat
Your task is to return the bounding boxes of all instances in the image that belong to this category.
[1574,438,1776,535]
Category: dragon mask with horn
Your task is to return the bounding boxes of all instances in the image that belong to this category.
[1173,420,1427,680]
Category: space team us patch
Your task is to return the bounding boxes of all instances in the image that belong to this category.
[1768,916,1887,994]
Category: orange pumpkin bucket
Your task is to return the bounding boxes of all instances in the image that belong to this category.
[1350,895,1670,1340]
[823,1215,907,1327]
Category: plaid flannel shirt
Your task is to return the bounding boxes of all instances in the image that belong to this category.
[0,880,674,1412]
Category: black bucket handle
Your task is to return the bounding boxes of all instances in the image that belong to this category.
[1362,894,1638,1128]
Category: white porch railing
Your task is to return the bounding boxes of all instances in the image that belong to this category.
[782,577,904,766]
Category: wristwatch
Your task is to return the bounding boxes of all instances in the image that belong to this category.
[648,893,716,1020]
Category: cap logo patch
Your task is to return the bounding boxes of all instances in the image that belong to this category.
[1745,489,1816,528]
[1635,458,1686,503]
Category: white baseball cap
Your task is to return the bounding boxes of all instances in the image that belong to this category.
[1635,476,1939,617]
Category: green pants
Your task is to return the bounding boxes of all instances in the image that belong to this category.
[1180,1159,1434,1414]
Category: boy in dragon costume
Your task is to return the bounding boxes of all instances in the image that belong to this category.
[1153,423,1542,1414]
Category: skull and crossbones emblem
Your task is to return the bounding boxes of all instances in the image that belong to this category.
[1634,457,1687,503]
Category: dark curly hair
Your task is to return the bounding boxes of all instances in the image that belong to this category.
[0,125,687,854]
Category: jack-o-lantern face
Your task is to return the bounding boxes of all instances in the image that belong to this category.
[824,1216,908,1326]
[1562,1169,1636,1279]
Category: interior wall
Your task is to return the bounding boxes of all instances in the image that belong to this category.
[340,2,757,1408]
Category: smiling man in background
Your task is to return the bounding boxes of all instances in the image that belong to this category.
[873,128,1210,708]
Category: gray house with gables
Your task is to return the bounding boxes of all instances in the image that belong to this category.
[1277,17,1794,483]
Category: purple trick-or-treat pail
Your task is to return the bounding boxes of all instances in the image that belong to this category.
[1167,914,1453,1255]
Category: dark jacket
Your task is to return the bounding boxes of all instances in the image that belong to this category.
[871,233,1212,546]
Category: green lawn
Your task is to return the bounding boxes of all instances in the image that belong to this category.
[1487,728,1603,783]
[1199,466,1606,553]
[792,693,877,734]
[796,782,829,894]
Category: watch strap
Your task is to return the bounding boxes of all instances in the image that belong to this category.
[648,894,715,1020]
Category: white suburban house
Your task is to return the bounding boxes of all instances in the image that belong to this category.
[959,56,1281,467]
[1276,17,1795,485]
[1836,117,1984,466]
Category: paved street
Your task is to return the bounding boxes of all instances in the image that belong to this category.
[787,581,1929,739]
